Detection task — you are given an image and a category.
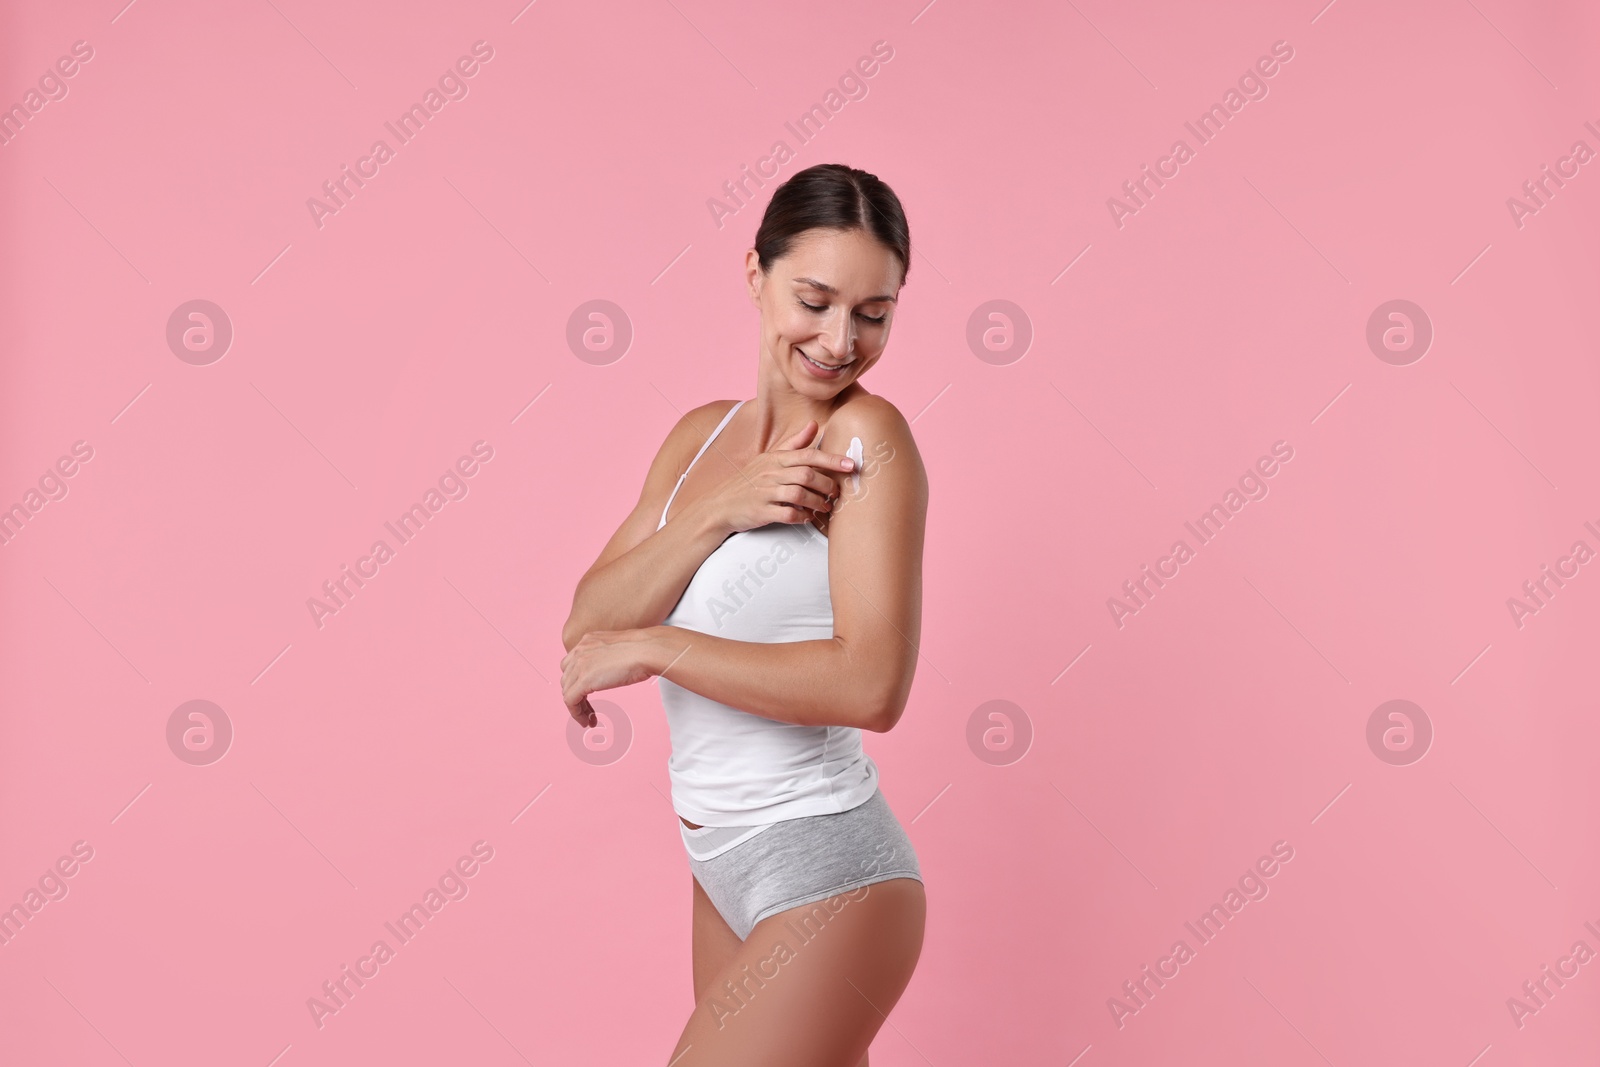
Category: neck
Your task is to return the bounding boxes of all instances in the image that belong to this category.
[751,355,860,451]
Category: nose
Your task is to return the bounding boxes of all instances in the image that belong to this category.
[822,309,856,359]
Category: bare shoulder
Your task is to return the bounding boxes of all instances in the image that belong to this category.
[629,398,743,506]
[683,397,743,432]
[660,398,742,468]
[824,392,925,472]
[821,391,929,513]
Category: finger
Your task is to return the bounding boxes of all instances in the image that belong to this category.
[565,689,592,720]
[791,467,842,496]
[771,465,840,495]
[781,448,856,474]
[771,484,833,513]
[770,503,827,525]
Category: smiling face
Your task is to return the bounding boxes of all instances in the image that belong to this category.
[747,227,904,399]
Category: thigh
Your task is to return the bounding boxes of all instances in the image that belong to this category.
[666,877,926,1067]
[691,874,743,1002]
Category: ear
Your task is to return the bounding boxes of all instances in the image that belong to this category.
[744,248,765,304]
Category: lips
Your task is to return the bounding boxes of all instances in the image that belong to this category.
[798,348,853,374]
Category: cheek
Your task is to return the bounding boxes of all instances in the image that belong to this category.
[774,310,814,343]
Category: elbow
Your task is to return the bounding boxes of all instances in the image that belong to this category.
[560,616,583,653]
[832,639,908,729]
[862,708,898,733]
[859,686,910,733]
[844,645,914,732]
[562,576,594,652]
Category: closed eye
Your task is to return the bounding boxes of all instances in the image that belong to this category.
[799,298,887,324]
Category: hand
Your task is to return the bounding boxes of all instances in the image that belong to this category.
[687,420,856,535]
[560,629,658,727]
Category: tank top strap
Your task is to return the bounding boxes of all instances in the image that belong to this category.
[659,399,748,528]
[684,399,746,475]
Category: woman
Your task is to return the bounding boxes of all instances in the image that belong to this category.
[560,163,928,1067]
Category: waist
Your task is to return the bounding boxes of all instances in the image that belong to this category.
[661,706,881,827]
[658,658,879,825]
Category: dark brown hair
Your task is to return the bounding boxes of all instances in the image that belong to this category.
[752,163,911,287]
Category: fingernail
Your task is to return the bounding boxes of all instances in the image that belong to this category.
[842,459,855,470]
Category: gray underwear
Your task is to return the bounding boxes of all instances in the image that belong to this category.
[679,788,923,940]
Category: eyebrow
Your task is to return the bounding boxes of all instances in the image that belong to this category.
[792,277,898,304]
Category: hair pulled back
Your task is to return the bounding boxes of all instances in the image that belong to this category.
[752,163,911,286]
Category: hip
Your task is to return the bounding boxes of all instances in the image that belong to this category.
[678,787,923,941]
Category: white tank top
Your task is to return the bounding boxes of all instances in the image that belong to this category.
[657,398,878,831]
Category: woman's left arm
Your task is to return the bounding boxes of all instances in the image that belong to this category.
[559,397,928,732]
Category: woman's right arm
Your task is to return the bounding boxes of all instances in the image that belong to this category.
[561,403,856,651]
[560,405,731,651]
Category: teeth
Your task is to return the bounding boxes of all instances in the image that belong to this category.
[802,351,850,370]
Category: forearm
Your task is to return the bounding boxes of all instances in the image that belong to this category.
[641,625,895,732]
[562,503,730,650]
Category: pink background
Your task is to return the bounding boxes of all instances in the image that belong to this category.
[3,0,1597,1063]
